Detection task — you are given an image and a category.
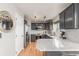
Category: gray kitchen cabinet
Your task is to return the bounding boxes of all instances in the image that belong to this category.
[45,23,50,30]
[59,11,65,29]
[74,4,79,28]
[64,4,74,29]
[31,35,36,42]
[46,51,63,56]
[31,22,52,30]
[60,3,79,29]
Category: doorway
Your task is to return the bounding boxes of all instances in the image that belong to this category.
[24,19,29,48]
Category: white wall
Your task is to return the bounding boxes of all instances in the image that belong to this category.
[53,16,60,37]
[0,3,16,56]
[0,3,24,56]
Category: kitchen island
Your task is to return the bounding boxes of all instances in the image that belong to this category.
[36,39,79,51]
[36,39,79,56]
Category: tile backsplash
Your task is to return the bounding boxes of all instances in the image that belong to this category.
[65,29,79,43]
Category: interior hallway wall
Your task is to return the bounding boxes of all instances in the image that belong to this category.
[0,3,17,56]
[53,16,60,37]
[0,3,24,56]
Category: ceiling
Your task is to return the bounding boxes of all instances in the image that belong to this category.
[15,3,71,21]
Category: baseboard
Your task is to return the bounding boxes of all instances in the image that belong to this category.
[16,48,24,56]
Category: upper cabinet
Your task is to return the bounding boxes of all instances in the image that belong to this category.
[59,3,79,29]
[74,4,79,28]
[31,23,50,30]
[60,11,65,29]
[64,4,74,29]
[31,20,53,30]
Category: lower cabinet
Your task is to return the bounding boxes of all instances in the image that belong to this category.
[46,51,63,56]
[46,51,79,56]
[31,35,36,42]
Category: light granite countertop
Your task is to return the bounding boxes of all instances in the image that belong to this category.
[36,39,79,51]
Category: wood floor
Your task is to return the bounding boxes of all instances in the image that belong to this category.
[18,42,46,56]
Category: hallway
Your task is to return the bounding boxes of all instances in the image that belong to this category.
[18,42,46,56]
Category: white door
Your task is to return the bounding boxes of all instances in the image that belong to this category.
[15,14,24,53]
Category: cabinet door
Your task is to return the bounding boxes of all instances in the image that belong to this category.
[65,4,74,29]
[31,23,37,30]
[74,4,79,28]
[60,12,65,29]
